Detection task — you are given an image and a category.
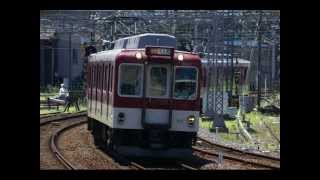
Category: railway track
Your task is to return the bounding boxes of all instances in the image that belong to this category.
[123,159,198,170]
[40,112,62,118]
[262,120,280,144]
[195,137,280,169]
[41,112,133,170]
[40,111,87,122]
[41,112,279,170]
[40,112,87,169]
[50,120,87,170]
[104,149,196,170]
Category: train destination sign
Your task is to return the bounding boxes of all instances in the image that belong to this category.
[145,46,174,57]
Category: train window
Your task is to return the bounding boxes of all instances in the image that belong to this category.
[100,65,103,90]
[99,65,102,89]
[147,66,168,97]
[96,65,99,89]
[104,64,108,90]
[110,65,113,92]
[101,65,103,90]
[92,65,96,87]
[108,64,111,92]
[118,63,143,97]
[173,67,198,100]
[92,66,97,88]
[100,65,102,89]
[88,65,91,87]
[95,65,98,88]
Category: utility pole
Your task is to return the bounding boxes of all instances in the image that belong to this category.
[69,30,72,88]
[271,28,276,91]
[257,10,262,108]
[68,22,74,89]
[230,10,235,103]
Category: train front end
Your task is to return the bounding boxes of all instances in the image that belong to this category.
[113,46,201,158]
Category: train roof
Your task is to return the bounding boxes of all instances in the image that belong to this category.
[113,33,176,49]
[88,49,122,62]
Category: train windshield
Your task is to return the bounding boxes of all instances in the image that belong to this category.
[119,64,143,97]
[148,66,168,97]
[174,67,198,100]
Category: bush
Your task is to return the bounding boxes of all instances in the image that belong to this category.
[40,85,59,93]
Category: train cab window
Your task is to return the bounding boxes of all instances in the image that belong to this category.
[173,67,198,100]
[118,63,143,97]
[147,66,168,97]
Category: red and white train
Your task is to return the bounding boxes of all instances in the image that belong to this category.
[86,33,201,157]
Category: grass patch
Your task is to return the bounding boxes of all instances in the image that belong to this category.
[245,111,280,151]
[40,92,87,115]
[40,104,87,114]
[199,111,280,152]
[199,116,213,129]
[199,115,244,143]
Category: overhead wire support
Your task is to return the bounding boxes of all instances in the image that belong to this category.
[257,10,262,108]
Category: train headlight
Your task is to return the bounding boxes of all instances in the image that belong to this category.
[178,54,184,61]
[118,112,125,124]
[187,115,195,127]
[136,52,142,60]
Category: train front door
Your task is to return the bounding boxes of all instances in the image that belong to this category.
[144,64,172,128]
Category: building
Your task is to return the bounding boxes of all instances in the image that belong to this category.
[40,32,84,88]
[40,36,55,86]
[54,32,83,87]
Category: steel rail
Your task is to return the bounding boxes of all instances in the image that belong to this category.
[178,162,198,170]
[197,136,280,161]
[50,120,87,170]
[40,111,87,125]
[192,146,279,169]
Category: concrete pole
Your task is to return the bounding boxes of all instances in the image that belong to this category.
[271,42,276,90]
[51,47,54,85]
[257,11,262,108]
[69,31,72,88]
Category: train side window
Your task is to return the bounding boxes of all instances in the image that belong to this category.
[91,65,93,88]
[96,65,98,89]
[104,65,106,90]
[93,65,95,88]
[101,64,104,91]
[88,65,91,88]
[99,64,103,89]
[108,64,111,92]
[99,65,101,89]
[92,65,95,88]
[99,65,102,90]
[118,63,143,97]
[98,65,100,90]
[105,64,108,90]
[95,65,98,89]
[110,65,113,92]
